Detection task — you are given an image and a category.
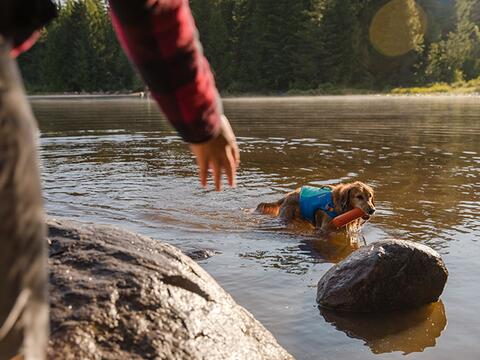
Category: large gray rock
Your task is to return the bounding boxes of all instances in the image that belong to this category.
[47,218,293,360]
[317,240,448,312]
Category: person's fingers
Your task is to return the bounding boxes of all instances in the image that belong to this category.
[198,157,208,188]
[224,148,236,188]
[222,154,235,187]
[211,160,222,191]
[231,143,240,167]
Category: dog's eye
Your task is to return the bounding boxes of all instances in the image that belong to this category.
[356,195,364,200]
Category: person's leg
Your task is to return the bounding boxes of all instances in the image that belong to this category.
[0,36,48,360]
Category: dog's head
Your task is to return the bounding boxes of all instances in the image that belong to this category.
[334,181,376,219]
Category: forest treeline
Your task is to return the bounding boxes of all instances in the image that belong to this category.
[18,0,480,94]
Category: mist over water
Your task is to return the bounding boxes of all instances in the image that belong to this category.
[34,96,480,360]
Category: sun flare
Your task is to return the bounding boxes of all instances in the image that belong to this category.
[369,0,427,57]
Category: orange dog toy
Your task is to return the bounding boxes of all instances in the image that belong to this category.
[330,208,366,229]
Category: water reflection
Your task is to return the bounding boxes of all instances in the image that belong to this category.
[239,224,365,273]
[298,232,361,263]
[320,301,447,355]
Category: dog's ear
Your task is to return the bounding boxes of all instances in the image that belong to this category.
[365,184,375,206]
[339,184,352,211]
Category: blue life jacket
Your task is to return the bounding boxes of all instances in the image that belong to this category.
[300,186,338,224]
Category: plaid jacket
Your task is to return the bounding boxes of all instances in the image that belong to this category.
[109,0,222,143]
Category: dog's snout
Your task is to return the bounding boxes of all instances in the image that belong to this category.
[368,208,376,215]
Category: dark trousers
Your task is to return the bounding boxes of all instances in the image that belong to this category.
[0,36,48,360]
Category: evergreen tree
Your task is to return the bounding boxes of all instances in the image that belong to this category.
[229,0,259,91]
[316,0,370,85]
[426,0,480,82]
[18,0,136,93]
[190,0,231,90]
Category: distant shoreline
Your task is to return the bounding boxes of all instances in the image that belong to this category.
[26,81,480,99]
[27,92,479,100]
[28,93,146,100]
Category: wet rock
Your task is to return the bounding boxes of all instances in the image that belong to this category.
[184,248,221,260]
[47,218,292,360]
[317,240,448,312]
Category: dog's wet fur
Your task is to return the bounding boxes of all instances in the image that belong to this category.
[256,181,376,235]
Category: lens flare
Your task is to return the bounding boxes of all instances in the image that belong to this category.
[369,0,427,57]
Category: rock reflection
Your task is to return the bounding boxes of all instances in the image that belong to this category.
[298,231,361,263]
[319,301,447,355]
[239,246,317,275]
[239,231,363,273]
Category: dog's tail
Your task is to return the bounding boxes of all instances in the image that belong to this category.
[256,198,285,216]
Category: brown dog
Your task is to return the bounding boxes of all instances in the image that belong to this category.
[256,181,376,234]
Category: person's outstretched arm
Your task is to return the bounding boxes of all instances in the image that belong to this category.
[108,0,239,190]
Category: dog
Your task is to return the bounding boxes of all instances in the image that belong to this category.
[256,181,376,234]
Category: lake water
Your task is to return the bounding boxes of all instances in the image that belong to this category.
[32,96,480,360]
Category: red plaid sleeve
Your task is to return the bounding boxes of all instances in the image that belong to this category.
[108,0,221,143]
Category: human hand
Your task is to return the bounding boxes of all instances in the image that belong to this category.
[189,115,240,191]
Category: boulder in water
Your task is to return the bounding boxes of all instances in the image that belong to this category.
[316,240,448,312]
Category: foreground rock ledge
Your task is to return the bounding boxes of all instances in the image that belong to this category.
[317,240,448,312]
[47,218,293,360]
